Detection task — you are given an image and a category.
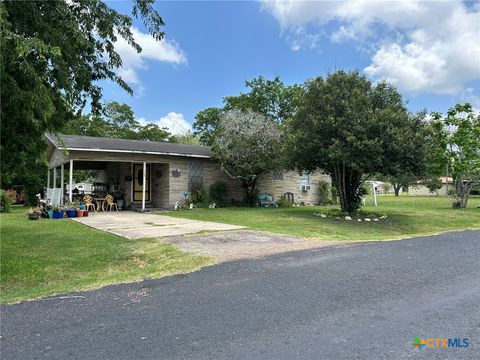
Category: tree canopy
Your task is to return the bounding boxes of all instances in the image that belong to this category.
[62,101,171,142]
[212,110,283,206]
[193,76,300,146]
[1,0,164,188]
[287,70,427,214]
[430,103,480,208]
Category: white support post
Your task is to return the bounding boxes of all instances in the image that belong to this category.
[47,168,51,189]
[142,161,146,211]
[53,167,57,188]
[60,164,65,205]
[373,181,378,207]
[69,160,73,203]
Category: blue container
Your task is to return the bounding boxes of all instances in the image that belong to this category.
[52,210,64,219]
[79,204,86,210]
[66,209,76,218]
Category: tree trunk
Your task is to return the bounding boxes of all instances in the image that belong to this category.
[334,163,363,214]
[393,183,400,196]
[451,174,469,209]
[240,177,259,207]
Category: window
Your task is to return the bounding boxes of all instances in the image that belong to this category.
[272,169,283,181]
[188,160,204,190]
[299,171,310,186]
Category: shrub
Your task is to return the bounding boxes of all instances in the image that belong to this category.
[0,190,12,212]
[188,181,208,206]
[330,185,339,205]
[276,195,293,207]
[317,180,332,205]
[209,180,228,206]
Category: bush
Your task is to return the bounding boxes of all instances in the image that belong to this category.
[331,185,339,205]
[317,180,331,205]
[0,190,13,212]
[209,180,228,206]
[188,181,208,207]
[276,195,293,207]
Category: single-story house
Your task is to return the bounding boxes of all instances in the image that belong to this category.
[409,177,453,196]
[45,134,331,210]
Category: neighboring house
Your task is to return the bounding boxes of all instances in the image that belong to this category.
[409,177,453,196]
[45,134,331,209]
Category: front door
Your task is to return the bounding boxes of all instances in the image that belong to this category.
[133,163,150,202]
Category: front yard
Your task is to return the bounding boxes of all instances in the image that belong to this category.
[1,196,478,304]
[165,196,480,241]
[0,207,213,304]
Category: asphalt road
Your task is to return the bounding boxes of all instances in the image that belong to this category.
[1,230,479,360]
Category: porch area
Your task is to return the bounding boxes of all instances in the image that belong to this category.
[46,160,170,211]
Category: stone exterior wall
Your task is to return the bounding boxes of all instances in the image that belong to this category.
[257,169,331,204]
[47,149,331,207]
[151,163,169,208]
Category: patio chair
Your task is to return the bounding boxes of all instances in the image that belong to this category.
[105,194,118,211]
[83,195,96,212]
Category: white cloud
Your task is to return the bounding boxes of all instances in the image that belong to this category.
[262,0,480,95]
[114,27,187,88]
[137,112,192,135]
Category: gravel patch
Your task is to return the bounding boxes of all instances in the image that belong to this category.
[165,230,343,261]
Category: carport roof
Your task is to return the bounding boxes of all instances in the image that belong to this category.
[45,134,212,158]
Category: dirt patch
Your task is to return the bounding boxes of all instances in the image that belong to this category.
[165,230,344,262]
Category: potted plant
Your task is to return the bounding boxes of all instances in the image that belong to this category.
[51,204,65,219]
[114,190,124,210]
[27,207,41,220]
[66,202,78,218]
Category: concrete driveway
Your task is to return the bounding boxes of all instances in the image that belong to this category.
[72,211,244,239]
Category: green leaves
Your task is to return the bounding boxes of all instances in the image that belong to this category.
[287,70,422,214]
[1,0,165,190]
[431,103,480,207]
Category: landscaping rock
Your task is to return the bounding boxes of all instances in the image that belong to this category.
[373,218,379,221]
[364,218,371,222]
[345,216,352,221]
[357,219,362,222]
[320,214,327,218]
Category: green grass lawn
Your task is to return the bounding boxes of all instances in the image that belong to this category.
[165,196,480,241]
[0,207,213,304]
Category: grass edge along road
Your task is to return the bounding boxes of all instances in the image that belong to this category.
[0,207,214,304]
[165,196,480,241]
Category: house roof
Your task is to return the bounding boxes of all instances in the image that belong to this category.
[45,134,212,158]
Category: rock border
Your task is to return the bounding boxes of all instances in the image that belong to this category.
[313,212,388,222]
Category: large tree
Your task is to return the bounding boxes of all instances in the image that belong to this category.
[431,103,480,208]
[1,0,164,188]
[63,101,171,142]
[287,70,426,214]
[212,110,283,206]
[193,76,300,146]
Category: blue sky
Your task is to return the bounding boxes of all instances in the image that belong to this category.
[103,0,480,134]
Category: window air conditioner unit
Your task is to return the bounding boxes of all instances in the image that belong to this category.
[301,185,311,192]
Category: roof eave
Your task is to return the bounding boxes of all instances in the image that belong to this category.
[66,147,211,159]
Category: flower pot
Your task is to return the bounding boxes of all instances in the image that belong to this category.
[84,210,88,217]
[48,210,53,219]
[79,204,86,210]
[52,210,64,219]
[28,213,40,220]
[76,209,84,217]
[66,209,76,218]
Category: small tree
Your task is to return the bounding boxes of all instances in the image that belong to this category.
[212,110,282,206]
[431,104,480,208]
[425,177,443,195]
